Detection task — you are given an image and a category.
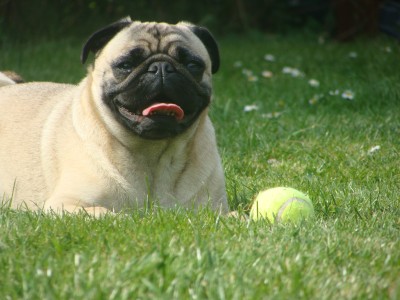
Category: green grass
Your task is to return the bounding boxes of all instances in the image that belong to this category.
[1,33,400,299]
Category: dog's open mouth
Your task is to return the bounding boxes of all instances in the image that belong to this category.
[117,102,185,122]
[110,91,207,139]
[143,103,184,120]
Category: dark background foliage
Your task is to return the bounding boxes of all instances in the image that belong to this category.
[0,0,394,41]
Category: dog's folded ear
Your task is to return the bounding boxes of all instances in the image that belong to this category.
[187,25,220,74]
[0,71,24,84]
[81,17,132,64]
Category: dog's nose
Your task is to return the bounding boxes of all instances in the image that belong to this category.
[147,61,175,75]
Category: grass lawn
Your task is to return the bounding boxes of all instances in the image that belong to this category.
[1,32,399,299]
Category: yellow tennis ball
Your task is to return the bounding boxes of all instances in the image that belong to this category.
[250,187,315,224]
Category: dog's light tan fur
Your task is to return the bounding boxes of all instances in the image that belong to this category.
[0,21,228,215]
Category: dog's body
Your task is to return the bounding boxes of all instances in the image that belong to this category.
[0,18,228,215]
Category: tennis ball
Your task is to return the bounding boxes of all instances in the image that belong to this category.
[250,187,315,224]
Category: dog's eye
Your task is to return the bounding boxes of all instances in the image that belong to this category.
[186,60,205,73]
[116,61,134,72]
[115,48,146,73]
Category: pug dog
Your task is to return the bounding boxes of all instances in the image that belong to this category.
[0,17,228,215]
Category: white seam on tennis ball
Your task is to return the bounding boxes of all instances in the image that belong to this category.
[275,197,312,222]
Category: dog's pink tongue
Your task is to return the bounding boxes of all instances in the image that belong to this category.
[142,103,184,120]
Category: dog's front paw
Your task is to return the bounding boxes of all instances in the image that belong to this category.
[44,198,113,217]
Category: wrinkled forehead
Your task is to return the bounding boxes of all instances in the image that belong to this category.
[104,22,208,59]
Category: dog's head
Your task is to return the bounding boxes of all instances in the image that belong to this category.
[82,17,220,140]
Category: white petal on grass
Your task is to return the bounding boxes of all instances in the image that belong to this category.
[329,89,340,96]
[282,67,304,77]
[261,70,273,78]
[308,94,324,105]
[233,61,243,68]
[36,268,52,277]
[243,104,259,112]
[264,54,276,62]
[262,111,282,119]
[242,68,253,76]
[282,67,293,74]
[309,79,320,87]
[348,51,358,58]
[384,46,392,53]
[368,145,381,155]
[291,69,304,77]
[248,75,259,82]
[341,90,355,100]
